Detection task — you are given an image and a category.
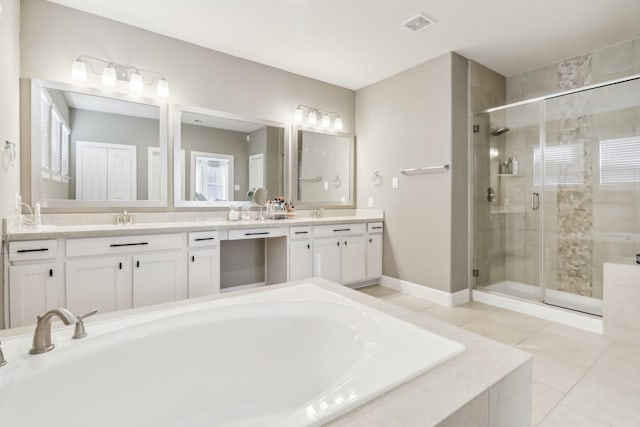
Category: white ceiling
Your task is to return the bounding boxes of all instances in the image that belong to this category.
[48,0,640,90]
[181,111,265,133]
[62,91,159,119]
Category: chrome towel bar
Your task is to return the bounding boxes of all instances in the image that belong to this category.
[400,164,450,174]
[298,176,323,182]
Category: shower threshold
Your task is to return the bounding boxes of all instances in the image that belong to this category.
[473,281,603,333]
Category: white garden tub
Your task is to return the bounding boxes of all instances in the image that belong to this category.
[0,284,464,426]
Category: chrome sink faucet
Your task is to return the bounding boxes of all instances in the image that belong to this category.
[29,308,78,354]
[314,208,325,218]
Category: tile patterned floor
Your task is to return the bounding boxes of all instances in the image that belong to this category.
[357,285,640,427]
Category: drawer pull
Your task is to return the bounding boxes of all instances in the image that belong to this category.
[17,248,49,253]
[344,241,348,246]
[110,242,149,248]
[194,237,215,241]
[336,241,340,247]
[118,262,123,270]
[191,255,195,262]
[369,238,373,243]
[294,231,309,235]
[49,269,53,277]
[307,244,310,250]
[371,226,383,230]
[245,232,270,236]
[333,228,351,232]
[136,260,140,268]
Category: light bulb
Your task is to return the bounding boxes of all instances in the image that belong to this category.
[308,110,317,126]
[101,65,117,87]
[322,113,331,128]
[71,60,87,82]
[129,71,144,93]
[294,107,304,123]
[156,78,169,98]
[334,116,343,130]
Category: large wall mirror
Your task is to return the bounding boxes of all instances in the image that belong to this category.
[29,79,168,208]
[293,128,355,207]
[174,105,289,207]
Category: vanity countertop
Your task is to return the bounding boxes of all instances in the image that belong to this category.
[4,212,384,241]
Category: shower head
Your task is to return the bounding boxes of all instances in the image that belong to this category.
[491,125,510,136]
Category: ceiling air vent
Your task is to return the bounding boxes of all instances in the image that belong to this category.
[402,13,435,33]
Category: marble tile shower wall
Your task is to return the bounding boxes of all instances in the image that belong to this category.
[500,38,640,299]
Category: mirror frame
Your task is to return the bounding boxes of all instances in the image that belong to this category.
[173,104,291,208]
[29,78,169,209]
[292,127,356,208]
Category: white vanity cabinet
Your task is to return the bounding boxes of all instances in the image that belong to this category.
[289,226,313,281]
[133,251,187,307]
[8,240,64,328]
[187,231,220,298]
[366,222,384,279]
[7,240,63,327]
[66,257,131,315]
[65,233,187,312]
[313,224,367,285]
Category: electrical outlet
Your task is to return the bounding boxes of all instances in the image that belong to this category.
[324,181,329,190]
[234,185,240,191]
[392,177,398,189]
[368,197,374,208]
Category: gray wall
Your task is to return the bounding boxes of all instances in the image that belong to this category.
[181,124,248,201]
[355,53,468,293]
[0,0,20,329]
[69,109,160,200]
[17,0,355,211]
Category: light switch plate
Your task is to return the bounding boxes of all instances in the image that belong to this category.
[324,182,329,190]
[368,197,374,208]
[392,177,398,189]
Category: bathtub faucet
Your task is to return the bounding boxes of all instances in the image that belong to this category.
[29,308,78,355]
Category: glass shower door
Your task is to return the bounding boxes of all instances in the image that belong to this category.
[472,103,541,302]
[542,77,640,315]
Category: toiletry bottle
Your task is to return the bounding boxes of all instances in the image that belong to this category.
[512,156,519,175]
[35,201,42,227]
[506,157,513,174]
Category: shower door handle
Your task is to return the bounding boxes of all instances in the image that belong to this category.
[531,192,540,210]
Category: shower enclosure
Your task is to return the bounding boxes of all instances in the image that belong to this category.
[472,75,640,316]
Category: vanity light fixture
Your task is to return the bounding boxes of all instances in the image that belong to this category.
[101,65,117,87]
[308,109,318,126]
[293,104,344,130]
[71,55,170,98]
[321,113,331,128]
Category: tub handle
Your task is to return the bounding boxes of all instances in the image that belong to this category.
[73,310,98,339]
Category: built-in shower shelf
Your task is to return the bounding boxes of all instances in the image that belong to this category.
[497,173,522,177]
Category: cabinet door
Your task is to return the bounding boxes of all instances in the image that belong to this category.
[9,263,61,328]
[342,235,366,284]
[188,248,220,298]
[289,240,313,281]
[313,238,341,283]
[133,251,187,308]
[366,234,383,279]
[66,257,131,315]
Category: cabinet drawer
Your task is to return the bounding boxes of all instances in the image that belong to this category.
[188,231,219,248]
[228,227,287,240]
[367,222,384,234]
[289,226,312,240]
[67,233,186,257]
[313,223,366,238]
[9,240,58,262]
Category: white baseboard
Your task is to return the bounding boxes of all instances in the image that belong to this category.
[380,275,470,307]
[472,290,603,334]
